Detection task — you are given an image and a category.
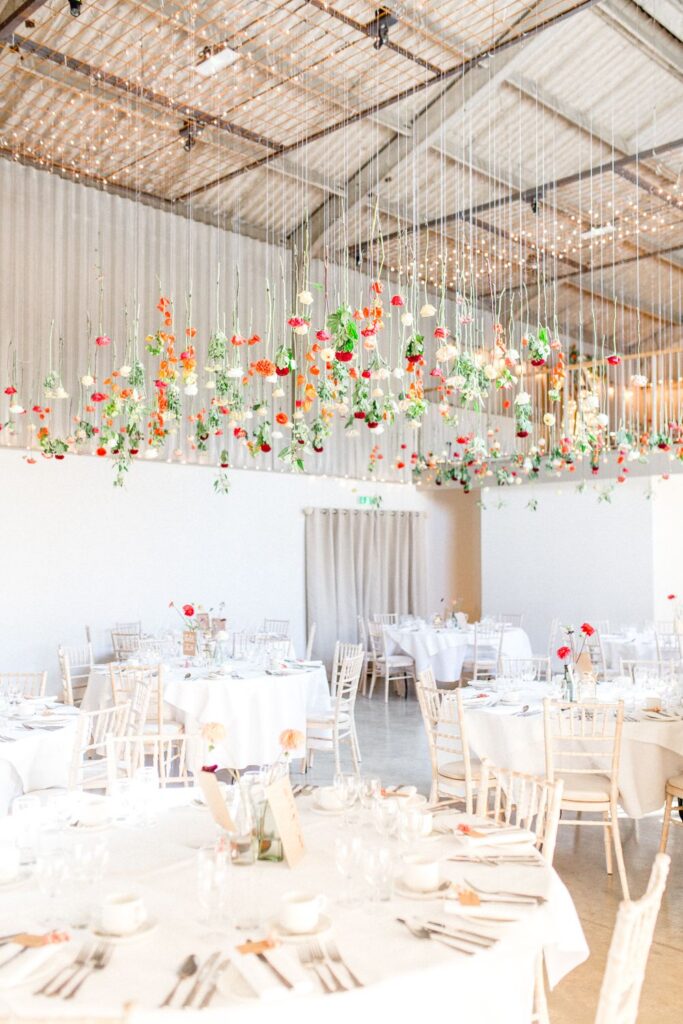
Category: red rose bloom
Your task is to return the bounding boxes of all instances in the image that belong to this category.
[557,646,571,660]
[667,594,677,601]
[390,295,404,307]
[607,354,621,366]
[580,622,595,637]
[95,335,111,347]
[91,392,107,402]
[4,386,17,396]
[315,330,331,343]
[182,604,195,617]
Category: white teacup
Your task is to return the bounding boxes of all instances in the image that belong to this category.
[0,844,20,883]
[315,787,344,811]
[100,893,147,936]
[401,853,440,892]
[279,892,327,934]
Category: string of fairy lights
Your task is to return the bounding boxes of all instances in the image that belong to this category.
[1,0,683,496]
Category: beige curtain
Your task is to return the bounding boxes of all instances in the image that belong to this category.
[305,508,427,666]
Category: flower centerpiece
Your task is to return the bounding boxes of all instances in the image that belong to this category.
[557,622,596,700]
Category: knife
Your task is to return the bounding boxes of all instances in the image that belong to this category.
[199,957,230,1008]
[182,951,220,1008]
[256,950,295,989]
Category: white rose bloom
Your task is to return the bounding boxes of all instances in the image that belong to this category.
[184,372,198,386]
[183,384,198,397]
[506,349,520,363]
[372,387,384,398]
[484,364,497,380]
[55,387,69,399]
[392,367,404,379]
[9,403,24,414]
[227,367,242,378]
[320,347,334,361]
[515,391,531,405]
[596,413,609,427]
[119,365,131,378]
[244,410,254,420]
[377,367,390,380]
[420,303,436,317]
[363,337,378,350]
[337,403,349,416]
[81,374,94,387]
[400,312,413,327]
[265,373,278,384]
[293,324,309,335]
[543,413,555,427]
[297,290,314,306]
[451,375,466,390]
[438,401,449,414]
[293,411,304,421]
[257,405,268,417]
[204,380,216,390]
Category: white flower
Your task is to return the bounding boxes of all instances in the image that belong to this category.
[435,345,450,362]
[484,364,497,381]
[297,290,314,306]
[410,419,422,430]
[204,380,216,390]
[184,372,198,386]
[272,430,283,439]
[227,367,242,379]
[55,387,69,399]
[183,384,198,397]
[506,349,520,364]
[363,337,378,350]
[400,312,413,327]
[119,365,131,377]
[371,387,384,398]
[81,374,94,387]
[377,367,390,380]
[438,401,449,414]
[392,367,404,379]
[257,405,268,417]
[244,409,254,420]
[265,373,278,384]
[515,391,531,405]
[543,413,555,427]
[320,347,334,361]
[292,324,308,336]
[336,403,349,416]
[293,410,304,420]
[596,413,609,427]
[9,403,24,414]
[449,374,466,390]
[420,303,436,317]
[630,374,648,388]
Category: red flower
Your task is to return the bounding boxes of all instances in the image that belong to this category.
[201,765,218,774]
[95,335,111,347]
[4,386,17,396]
[315,330,331,343]
[260,443,272,453]
[607,354,621,366]
[434,326,449,339]
[287,316,306,329]
[90,392,107,402]
[96,447,107,457]
[557,646,571,660]
[667,594,677,601]
[580,622,595,637]
[371,281,383,294]
[182,604,195,617]
[361,327,376,337]
[154,379,167,390]
[390,295,404,307]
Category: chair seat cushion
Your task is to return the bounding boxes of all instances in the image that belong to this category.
[377,655,413,669]
[306,713,350,729]
[438,759,481,781]
[666,773,683,795]
[557,772,611,802]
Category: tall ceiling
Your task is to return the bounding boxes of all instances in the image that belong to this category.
[1,0,682,350]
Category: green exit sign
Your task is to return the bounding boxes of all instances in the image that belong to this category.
[358,495,383,509]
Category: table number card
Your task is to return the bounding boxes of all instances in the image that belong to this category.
[182,630,197,656]
[575,650,593,675]
[197,770,236,832]
[264,774,306,868]
[195,612,210,632]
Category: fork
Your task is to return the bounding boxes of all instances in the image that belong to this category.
[310,939,347,991]
[46,942,101,999]
[463,878,547,903]
[326,941,363,988]
[297,943,335,993]
[64,944,112,999]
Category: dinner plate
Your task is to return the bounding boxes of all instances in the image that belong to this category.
[394,880,451,900]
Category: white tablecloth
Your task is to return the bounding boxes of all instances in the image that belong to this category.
[385,624,533,682]
[461,686,683,818]
[83,662,331,769]
[0,703,79,813]
[0,790,587,1023]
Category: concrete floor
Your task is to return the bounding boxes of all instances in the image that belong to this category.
[303,694,683,1024]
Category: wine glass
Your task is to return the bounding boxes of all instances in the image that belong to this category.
[362,845,394,902]
[334,833,363,907]
[196,843,229,928]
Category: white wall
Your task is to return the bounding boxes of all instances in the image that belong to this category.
[480,478,657,653]
[0,449,473,688]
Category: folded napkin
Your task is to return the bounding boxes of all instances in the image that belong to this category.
[230,945,314,999]
[0,940,71,989]
[453,823,536,848]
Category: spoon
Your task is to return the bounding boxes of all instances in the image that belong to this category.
[160,954,198,1007]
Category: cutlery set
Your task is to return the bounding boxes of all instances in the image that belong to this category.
[397,917,498,955]
[161,950,229,1009]
[35,943,112,999]
[297,939,362,993]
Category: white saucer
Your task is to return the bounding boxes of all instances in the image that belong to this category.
[266,914,333,943]
[394,880,450,901]
[92,917,158,944]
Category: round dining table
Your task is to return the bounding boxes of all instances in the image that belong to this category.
[82,660,331,770]
[457,682,683,818]
[0,699,80,813]
[384,622,533,683]
[0,788,587,1023]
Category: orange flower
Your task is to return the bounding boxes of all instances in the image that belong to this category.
[275,412,289,426]
[252,359,276,377]
[309,365,320,376]
[296,373,306,387]
[37,426,49,440]
[279,728,304,752]
[185,327,197,338]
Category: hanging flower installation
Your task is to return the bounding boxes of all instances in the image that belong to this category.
[2,271,681,497]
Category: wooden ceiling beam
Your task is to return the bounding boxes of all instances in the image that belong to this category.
[0,0,48,40]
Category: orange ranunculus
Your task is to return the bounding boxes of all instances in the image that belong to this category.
[296,373,305,387]
[186,327,196,338]
[309,365,320,376]
[38,426,49,440]
[275,412,289,426]
[279,728,304,752]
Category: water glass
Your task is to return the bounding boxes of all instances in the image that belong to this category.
[197,843,229,927]
[12,794,41,866]
[134,766,159,827]
[334,833,363,907]
[362,845,394,902]
[372,798,399,839]
[35,840,68,928]
[397,807,426,847]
